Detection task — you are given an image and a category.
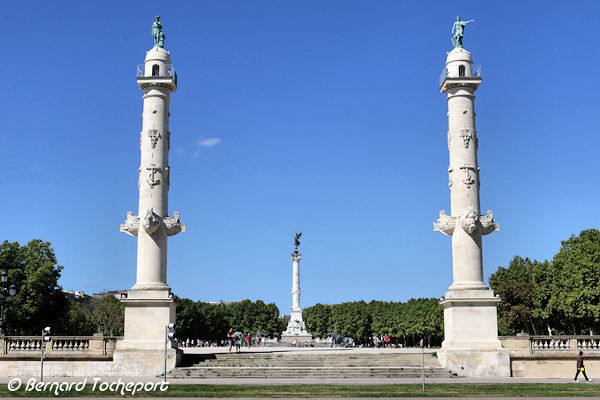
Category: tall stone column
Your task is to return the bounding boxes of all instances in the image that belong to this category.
[114,18,184,375]
[282,235,311,343]
[291,251,302,318]
[434,46,509,377]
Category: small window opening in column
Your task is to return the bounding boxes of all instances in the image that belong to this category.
[152,64,160,77]
[458,65,465,77]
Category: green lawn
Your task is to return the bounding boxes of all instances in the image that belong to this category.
[1,383,599,397]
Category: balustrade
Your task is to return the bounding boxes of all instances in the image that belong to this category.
[1,335,120,356]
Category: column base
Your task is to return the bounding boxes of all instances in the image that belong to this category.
[282,307,311,340]
[438,349,510,377]
[114,289,181,376]
[439,288,509,377]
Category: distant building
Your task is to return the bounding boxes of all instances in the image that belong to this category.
[208,300,233,306]
[92,290,128,300]
[63,289,86,299]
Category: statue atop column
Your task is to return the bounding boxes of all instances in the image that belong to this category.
[294,232,302,252]
[451,16,474,48]
[152,16,165,48]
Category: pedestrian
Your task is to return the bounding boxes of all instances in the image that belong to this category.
[233,331,243,353]
[227,328,233,353]
[246,333,251,348]
[255,335,260,347]
[574,351,593,382]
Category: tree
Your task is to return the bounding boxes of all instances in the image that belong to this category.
[63,299,95,335]
[0,240,69,335]
[546,229,600,334]
[303,303,331,337]
[92,295,124,336]
[489,256,538,335]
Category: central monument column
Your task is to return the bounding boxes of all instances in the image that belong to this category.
[114,17,184,376]
[281,232,311,343]
[433,18,509,377]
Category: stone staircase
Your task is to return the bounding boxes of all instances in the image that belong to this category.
[169,351,457,378]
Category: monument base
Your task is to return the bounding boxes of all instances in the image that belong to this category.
[439,288,510,377]
[281,308,312,343]
[113,289,182,376]
[280,335,312,343]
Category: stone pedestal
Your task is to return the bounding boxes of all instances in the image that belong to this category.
[438,289,509,377]
[113,289,181,375]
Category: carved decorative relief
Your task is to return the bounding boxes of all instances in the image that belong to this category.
[447,131,452,149]
[480,210,500,235]
[448,166,453,188]
[146,164,161,188]
[148,129,161,148]
[444,207,500,236]
[433,210,456,235]
[460,163,477,188]
[459,207,479,234]
[141,208,161,235]
[167,131,171,151]
[120,211,140,236]
[164,211,186,236]
[460,128,472,148]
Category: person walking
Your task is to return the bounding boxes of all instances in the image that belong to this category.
[227,328,233,353]
[246,333,251,348]
[574,351,593,382]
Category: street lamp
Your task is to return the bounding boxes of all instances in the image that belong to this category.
[0,270,17,336]
[41,326,51,382]
[164,323,175,383]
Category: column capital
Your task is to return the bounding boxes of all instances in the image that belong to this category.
[291,252,301,261]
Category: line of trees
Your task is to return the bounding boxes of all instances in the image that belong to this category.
[489,229,600,336]
[303,298,443,346]
[175,298,285,341]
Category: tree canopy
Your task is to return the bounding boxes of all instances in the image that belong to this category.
[490,229,600,335]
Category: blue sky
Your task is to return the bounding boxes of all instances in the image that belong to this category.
[1,1,599,313]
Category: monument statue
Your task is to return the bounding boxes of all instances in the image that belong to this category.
[294,232,302,252]
[451,16,474,48]
[152,16,165,48]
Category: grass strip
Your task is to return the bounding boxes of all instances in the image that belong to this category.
[1,383,599,397]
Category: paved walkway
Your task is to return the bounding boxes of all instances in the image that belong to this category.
[1,376,596,384]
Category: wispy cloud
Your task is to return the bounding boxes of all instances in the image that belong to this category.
[197,137,222,147]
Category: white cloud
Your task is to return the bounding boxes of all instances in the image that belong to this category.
[197,137,222,147]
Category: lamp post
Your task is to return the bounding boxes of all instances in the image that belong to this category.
[0,270,17,336]
[40,326,51,382]
[164,323,175,383]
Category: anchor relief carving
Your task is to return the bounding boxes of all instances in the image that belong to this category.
[460,163,477,188]
[146,164,161,188]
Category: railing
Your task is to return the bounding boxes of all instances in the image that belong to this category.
[136,64,177,85]
[500,335,600,352]
[1,335,120,356]
[439,64,482,87]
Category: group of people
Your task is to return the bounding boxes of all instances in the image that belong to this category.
[372,334,390,348]
[176,338,219,347]
[226,328,262,353]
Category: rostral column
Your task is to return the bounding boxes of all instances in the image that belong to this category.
[115,17,184,374]
[433,17,509,378]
